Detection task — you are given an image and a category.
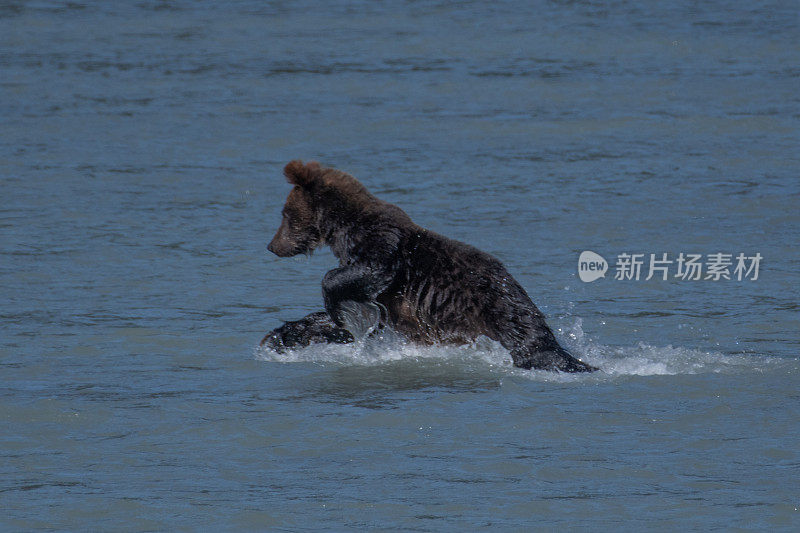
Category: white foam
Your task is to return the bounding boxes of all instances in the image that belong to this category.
[558,318,782,377]
[254,317,784,380]
[255,332,512,369]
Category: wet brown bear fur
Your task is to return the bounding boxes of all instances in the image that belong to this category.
[263,160,597,373]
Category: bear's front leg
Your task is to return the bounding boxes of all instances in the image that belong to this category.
[322,265,392,336]
[261,311,354,352]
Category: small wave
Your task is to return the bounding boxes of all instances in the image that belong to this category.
[559,318,784,377]
[255,332,512,370]
[255,318,784,380]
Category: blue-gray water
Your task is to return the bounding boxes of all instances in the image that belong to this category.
[2,1,799,530]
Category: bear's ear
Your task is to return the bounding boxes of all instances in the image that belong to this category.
[283,160,321,188]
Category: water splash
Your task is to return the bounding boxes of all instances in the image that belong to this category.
[559,317,783,377]
[255,317,785,379]
[337,300,384,339]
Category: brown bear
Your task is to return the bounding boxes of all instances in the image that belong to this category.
[262,160,597,373]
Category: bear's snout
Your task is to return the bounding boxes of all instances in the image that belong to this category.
[268,223,290,256]
[267,238,290,257]
[268,231,299,257]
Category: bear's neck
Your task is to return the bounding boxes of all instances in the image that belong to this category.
[318,197,411,265]
[319,206,368,264]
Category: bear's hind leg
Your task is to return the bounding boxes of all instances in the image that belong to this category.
[510,344,598,373]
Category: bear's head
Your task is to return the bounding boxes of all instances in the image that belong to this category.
[268,160,372,257]
[267,161,322,257]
